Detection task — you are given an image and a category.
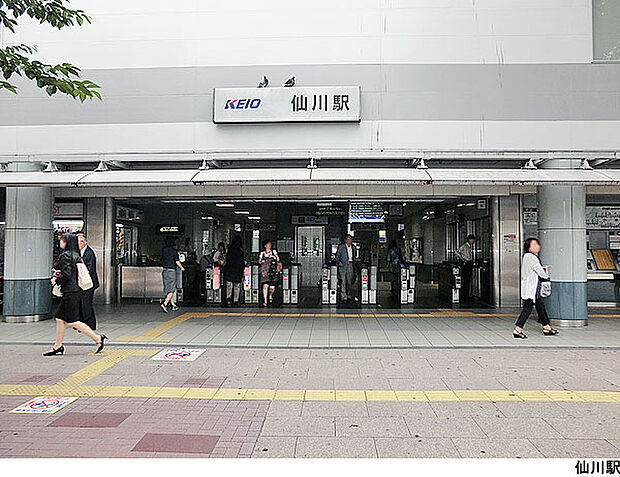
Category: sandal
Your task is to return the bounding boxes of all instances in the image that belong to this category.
[512,330,528,339]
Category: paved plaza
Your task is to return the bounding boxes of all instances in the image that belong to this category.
[0,306,619,458]
[1,304,619,349]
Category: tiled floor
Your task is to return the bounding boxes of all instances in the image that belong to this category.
[1,304,619,349]
[0,344,618,458]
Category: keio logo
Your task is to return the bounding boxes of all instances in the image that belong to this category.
[224,98,261,110]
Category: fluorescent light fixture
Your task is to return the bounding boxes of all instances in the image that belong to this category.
[216,203,234,208]
[248,216,261,220]
[316,202,332,207]
[234,210,250,215]
[201,216,213,220]
[115,223,124,227]
[465,202,475,207]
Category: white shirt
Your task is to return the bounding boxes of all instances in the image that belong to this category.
[521,252,550,301]
[80,246,86,257]
[458,242,472,263]
[346,244,353,262]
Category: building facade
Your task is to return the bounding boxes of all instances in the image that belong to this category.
[1,0,619,323]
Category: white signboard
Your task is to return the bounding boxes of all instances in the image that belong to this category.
[53,202,83,219]
[10,396,78,414]
[151,348,206,362]
[213,86,361,123]
[586,206,620,230]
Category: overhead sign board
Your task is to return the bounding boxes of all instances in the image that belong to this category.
[213,86,361,123]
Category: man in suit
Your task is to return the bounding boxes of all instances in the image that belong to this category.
[77,233,99,330]
[335,234,357,304]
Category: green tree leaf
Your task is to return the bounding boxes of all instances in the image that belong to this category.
[0,1,101,100]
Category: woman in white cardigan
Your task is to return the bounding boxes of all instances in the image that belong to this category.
[513,237,559,339]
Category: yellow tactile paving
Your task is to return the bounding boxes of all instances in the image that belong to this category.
[1,384,618,402]
[395,390,428,401]
[304,389,335,401]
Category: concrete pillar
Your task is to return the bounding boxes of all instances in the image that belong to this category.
[538,159,588,327]
[3,163,53,322]
[85,197,116,304]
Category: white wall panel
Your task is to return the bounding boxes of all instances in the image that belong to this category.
[2,120,620,157]
[3,0,592,67]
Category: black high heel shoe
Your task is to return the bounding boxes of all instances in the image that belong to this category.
[513,331,528,339]
[95,334,108,354]
[543,328,559,336]
[43,345,64,356]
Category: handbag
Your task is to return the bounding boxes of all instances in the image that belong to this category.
[77,259,94,290]
[539,280,552,298]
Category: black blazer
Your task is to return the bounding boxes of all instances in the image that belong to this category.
[55,251,81,293]
[82,246,100,289]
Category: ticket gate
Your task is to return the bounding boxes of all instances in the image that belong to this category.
[360,266,378,305]
[321,265,339,305]
[452,265,461,304]
[400,264,416,305]
[205,265,222,304]
[242,264,261,304]
[282,264,300,305]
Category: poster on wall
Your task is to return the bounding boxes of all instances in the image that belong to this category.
[523,208,538,226]
[585,206,620,230]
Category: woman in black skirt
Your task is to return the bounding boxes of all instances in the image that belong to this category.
[44,233,107,356]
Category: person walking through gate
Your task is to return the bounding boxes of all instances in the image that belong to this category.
[387,240,404,305]
[224,235,245,306]
[77,233,99,330]
[335,234,357,304]
[456,234,476,303]
[259,239,280,307]
[161,236,185,313]
[44,233,107,356]
[513,237,559,339]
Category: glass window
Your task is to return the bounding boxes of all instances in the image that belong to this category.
[593,0,620,61]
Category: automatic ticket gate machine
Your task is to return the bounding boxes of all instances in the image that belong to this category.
[243,264,261,304]
[360,265,378,305]
[452,265,461,304]
[400,264,417,305]
[282,264,300,305]
[205,265,222,304]
[321,264,338,305]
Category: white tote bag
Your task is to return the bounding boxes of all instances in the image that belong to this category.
[77,260,93,290]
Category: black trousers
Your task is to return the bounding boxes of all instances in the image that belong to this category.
[461,262,473,302]
[516,298,550,328]
[79,288,97,330]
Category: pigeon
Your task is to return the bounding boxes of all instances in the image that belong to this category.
[257,76,269,88]
[283,76,295,87]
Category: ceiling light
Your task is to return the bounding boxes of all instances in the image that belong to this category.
[234,210,250,215]
[216,203,234,208]
[248,216,261,220]
[201,216,213,220]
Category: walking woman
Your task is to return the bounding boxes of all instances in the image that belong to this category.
[45,233,107,356]
[513,237,559,339]
[258,239,280,307]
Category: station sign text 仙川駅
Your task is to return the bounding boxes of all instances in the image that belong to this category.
[213,86,361,123]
